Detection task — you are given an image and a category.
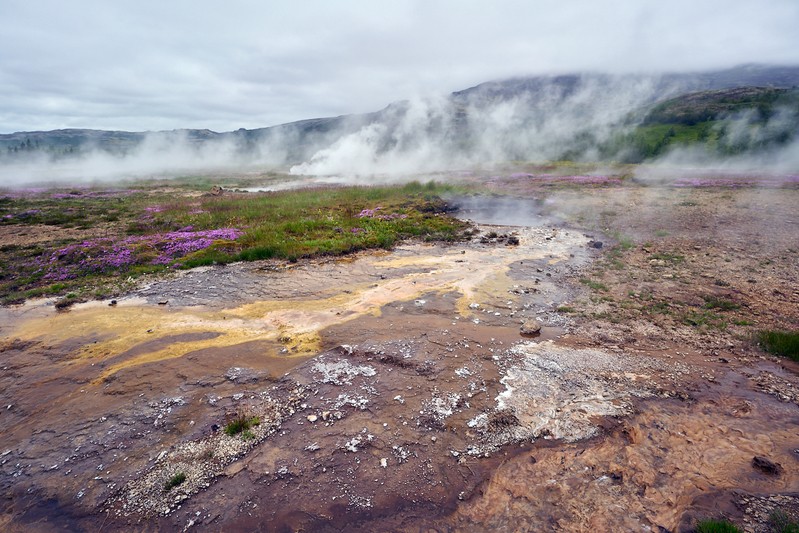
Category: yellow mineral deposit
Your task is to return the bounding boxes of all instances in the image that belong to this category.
[4,227,584,385]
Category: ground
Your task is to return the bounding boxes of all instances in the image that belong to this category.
[0,170,798,532]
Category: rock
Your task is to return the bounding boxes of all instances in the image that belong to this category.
[589,240,603,249]
[210,185,224,196]
[224,367,261,384]
[520,320,542,336]
[506,235,520,246]
[158,300,168,306]
[752,456,783,475]
[380,458,388,468]
[109,300,117,306]
[307,414,318,423]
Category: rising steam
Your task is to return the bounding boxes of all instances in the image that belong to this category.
[2,71,798,187]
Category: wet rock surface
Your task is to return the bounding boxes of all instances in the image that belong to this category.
[1,181,798,532]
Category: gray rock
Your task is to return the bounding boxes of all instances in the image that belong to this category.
[224,367,262,384]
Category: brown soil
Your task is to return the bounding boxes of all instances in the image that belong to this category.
[1,177,798,532]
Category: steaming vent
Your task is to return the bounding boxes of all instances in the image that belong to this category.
[450,195,544,227]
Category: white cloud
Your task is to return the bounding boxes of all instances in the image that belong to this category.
[0,0,797,133]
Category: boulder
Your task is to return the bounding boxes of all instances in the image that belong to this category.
[520,320,542,336]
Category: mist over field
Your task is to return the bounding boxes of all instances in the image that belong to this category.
[3,67,799,187]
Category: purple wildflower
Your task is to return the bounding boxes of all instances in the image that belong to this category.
[40,227,243,278]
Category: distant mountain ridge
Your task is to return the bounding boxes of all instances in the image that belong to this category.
[2,64,799,170]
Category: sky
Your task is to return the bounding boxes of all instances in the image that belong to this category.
[1,0,798,134]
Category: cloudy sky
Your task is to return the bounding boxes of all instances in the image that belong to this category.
[1,0,798,134]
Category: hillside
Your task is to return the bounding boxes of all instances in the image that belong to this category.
[600,86,799,162]
[2,64,798,172]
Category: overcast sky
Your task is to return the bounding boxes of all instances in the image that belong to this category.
[1,0,798,134]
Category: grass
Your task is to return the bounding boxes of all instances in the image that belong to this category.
[164,472,186,491]
[650,251,685,264]
[757,330,799,362]
[224,415,261,437]
[703,296,741,311]
[695,518,742,533]
[770,510,799,533]
[579,278,609,292]
[0,180,471,303]
[683,310,727,330]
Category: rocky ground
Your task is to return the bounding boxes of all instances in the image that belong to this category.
[0,175,798,532]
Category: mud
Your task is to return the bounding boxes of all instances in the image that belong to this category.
[1,179,799,532]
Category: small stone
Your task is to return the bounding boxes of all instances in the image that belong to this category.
[321,411,331,421]
[380,458,388,468]
[307,415,318,423]
[520,320,542,336]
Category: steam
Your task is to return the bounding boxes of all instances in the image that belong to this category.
[290,75,667,177]
[637,103,799,181]
[0,128,306,187]
[3,72,799,188]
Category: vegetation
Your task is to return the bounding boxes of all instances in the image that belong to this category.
[0,180,471,304]
[579,278,609,292]
[224,415,261,437]
[601,87,799,163]
[703,296,740,312]
[770,510,799,533]
[164,472,186,491]
[695,518,742,533]
[757,330,799,362]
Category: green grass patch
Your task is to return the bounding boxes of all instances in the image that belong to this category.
[683,310,727,330]
[703,296,740,311]
[613,234,635,250]
[770,510,799,533]
[164,472,186,491]
[695,519,742,533]
[579,278,609,292]
[646,301,672,315]
[757,330,799,361]
[224,415,261,437]
[650,251,685,264]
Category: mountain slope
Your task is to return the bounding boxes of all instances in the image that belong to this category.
[2,64,799,176]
